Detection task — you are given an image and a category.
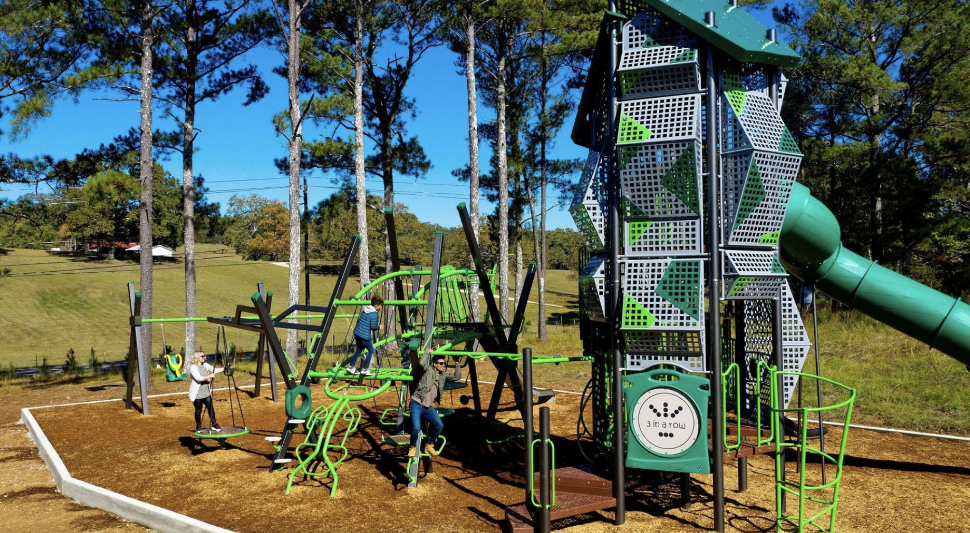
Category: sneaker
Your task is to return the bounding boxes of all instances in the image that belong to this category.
[360,368,374,376]
[408,446,417,457]
[196,426,203,432]
[347,367,358,375]
[423,444,438,457]
[212,425,221,431]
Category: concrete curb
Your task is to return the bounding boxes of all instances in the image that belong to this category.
[20,407,235,533]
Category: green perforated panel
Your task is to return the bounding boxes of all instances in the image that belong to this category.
[655,260,701,319]
[623,293,657,328]
[618,114,652,144]
[628,220,653,246]
[661,146,701,215]
[733,160,766,232]
[759,230,780,245]
[778,126,801,154]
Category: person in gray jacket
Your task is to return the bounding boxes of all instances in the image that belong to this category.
[409,348,463,457]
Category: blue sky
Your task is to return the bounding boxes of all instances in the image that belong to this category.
[0,4,784,231]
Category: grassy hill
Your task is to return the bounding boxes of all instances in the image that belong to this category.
[1,246,969,435]
[0,246,581,368]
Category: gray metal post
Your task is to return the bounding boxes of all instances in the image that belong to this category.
[705,39,726,532]
[127,282,150,415]
[258,282,279,403]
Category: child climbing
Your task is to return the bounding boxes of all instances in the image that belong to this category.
[347,294,384,376]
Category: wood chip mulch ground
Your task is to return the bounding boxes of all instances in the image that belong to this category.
[2,375,969,532]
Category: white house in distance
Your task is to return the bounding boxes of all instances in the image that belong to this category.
[127,244,175,258]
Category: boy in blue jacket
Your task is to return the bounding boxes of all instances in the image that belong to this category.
[347,295,383,375]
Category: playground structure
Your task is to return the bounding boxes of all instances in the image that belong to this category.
[117,1,970,532]
[561,1,970,532]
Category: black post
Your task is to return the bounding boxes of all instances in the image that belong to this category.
[457,203,508,346]
[606,1,625,523]
[539,406,552,533]
[523,348,535,517]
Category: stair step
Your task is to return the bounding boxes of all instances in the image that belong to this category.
[265,436,281,442]
[273,458,292,464]
[288,419,306,424]
[536,465,613,498]
[723,441,776,460]
[504,492,616,532]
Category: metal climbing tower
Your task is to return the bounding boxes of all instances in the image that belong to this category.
[571,0,814,530]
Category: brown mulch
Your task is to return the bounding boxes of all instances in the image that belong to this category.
[3,374,970,532]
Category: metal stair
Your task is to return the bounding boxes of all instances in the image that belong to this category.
[503,465,616,532]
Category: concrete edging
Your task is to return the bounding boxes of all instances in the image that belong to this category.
[20,407,235,533]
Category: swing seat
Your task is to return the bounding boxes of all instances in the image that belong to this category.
[164,354,188,382]
[194,426,250,450]
[443,381,467,391]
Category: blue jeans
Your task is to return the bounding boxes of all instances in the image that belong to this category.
[348,335,374,368]
[409,399,443,448]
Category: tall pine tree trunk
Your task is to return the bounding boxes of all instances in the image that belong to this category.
[465,13,481,329]
[496,53,509,320]
[285,0,304,367]
[353,13,370,288]
[182,15,198,356]
[138,0,155,377]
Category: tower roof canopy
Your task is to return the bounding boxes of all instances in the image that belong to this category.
[644,0,799,67]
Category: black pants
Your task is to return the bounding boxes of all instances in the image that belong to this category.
[193,395,217,429]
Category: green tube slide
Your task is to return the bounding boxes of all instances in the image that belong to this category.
[779,182,970,369]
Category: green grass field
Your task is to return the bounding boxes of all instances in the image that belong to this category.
[2,246,969,435]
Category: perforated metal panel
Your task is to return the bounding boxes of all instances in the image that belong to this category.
[617,16,700,99]
[617,95,702,145]
[620,259,703,330]
[579,254,607,320]
[571,149,608,251]
[720,151,800,247]
[741,284,811,408]
[619,56,701,99]
[623,330,706,373]
[721,74,800,156]
[625,219,703,256]
[721,250,788,300]
[618,141,702,219]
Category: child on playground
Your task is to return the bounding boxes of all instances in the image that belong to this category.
[409,349,464,457]
[188,351,223,432]
[347,294,383,376]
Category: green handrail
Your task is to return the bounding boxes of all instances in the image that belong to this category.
[529,438,557,509]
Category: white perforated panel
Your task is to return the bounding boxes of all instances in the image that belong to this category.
[579,255,607,320]
[620,259,703,331]
[617,95,702,144]
[571,149,608,251]
[720,151,800,247]
[625,219,703,256]
[618,141,702,219]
